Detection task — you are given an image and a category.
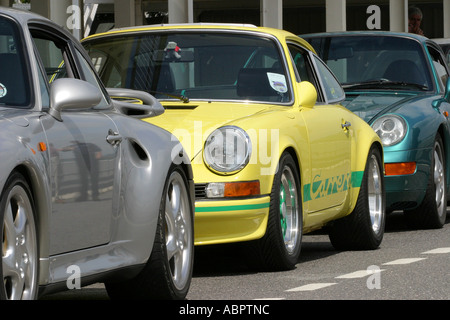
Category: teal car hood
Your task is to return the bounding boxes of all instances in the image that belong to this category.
[341,93,418,123]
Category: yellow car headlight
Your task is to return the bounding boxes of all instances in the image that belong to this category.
[203,126,252,174]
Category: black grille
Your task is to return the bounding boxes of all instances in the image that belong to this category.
[195,183,207,199]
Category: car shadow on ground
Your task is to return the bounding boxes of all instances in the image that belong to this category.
[193,234,338,277]
[384,208,450,233]
[193,209,450,278]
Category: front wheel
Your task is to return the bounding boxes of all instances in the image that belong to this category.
[106,165,194,299]
[246,152,302,271]
[329,146,385,250]
[1,172,39,300]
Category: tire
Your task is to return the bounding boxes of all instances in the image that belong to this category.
[246,152,302,271]
[106,165,194,299]
[405,134,447,229]
[1,172,39,300]
[329,146,385,250]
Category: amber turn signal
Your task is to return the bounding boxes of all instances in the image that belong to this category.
[224,181,260,197]
[385,162,416,176]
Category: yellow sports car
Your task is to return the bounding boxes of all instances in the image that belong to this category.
[83,24,385,271]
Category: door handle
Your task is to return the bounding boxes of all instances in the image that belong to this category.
[106,129,122,146]
[341,121,351,129]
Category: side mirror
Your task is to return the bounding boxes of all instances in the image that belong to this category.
[49,78,102,121]
[432,77,450,108]
[444,77,450,102]
[107,88,165,118]
[297,81,317,108]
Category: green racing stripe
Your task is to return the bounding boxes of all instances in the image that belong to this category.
[303,171,364,202]
[195,202,270,213]
[195,171,364,212]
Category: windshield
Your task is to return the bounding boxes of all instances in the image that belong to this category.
[0,15,31,108]
[83,31,291,103]
[306,35,433,91]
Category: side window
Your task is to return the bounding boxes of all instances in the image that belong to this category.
[0,16,31,107]
[32,36,69,83]
[74,48,109,108]
[288,44,325,102]
[35,51,50,108]
[288,44,312,83]
[313,55,345,103]
[31,29,108,109]
[428,45,449,91]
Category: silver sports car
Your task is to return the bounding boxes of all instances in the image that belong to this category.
[0,7,194,300]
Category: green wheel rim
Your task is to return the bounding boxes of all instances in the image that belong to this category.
[279,166,300,254]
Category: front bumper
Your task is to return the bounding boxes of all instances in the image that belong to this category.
[384,148,430,211]
[194,196,271,245]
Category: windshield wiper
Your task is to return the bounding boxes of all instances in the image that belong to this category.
[150,91,189,103]
[343,79,428,91]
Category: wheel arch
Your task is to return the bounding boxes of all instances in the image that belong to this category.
[174,160,195,216]
[436,124,450,190]
[277,146,305,225]
[10,164,51,274]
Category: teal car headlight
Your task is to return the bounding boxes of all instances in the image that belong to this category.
[372,114,407,146]
[203,126,252,174]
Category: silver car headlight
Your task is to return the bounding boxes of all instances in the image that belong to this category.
[203,126,252,174]
[372,114,407,146]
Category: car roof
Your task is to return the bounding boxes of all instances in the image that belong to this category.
[301,30,428,42]
[83,22,316,53]
[0,6,46,24]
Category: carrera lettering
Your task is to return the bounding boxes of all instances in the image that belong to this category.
[303,171,364,202]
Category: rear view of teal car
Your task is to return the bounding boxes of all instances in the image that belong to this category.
[302,32,450,229]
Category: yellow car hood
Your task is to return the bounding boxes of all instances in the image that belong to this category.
[143,101,270,160]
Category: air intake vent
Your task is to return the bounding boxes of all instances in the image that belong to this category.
[164,105,198,110]
[195,183,207,199]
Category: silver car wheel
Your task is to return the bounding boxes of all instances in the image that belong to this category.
[433,143,446,219]
[368,153,383,235]
[2,181,38,300]
[279,166,300,254]
[165,170,193,291]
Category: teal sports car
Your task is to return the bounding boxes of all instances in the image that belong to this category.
[302,32,450,229]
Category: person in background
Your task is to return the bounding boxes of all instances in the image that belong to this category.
[408,6,424,36]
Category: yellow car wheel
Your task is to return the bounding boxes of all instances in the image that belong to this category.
[246,152,302,271]
[328,146,385,250]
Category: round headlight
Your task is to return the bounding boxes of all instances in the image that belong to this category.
[203,126,251,174]
[372,115,407,146]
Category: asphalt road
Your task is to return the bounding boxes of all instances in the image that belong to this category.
[40,210,450,301]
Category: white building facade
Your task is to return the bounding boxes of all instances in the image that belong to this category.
[2,0,449,39]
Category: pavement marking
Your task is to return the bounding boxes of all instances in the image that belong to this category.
[282,249,447,297]
[335,268,385,279]
[421,247,450,254]
[382,257,427,265]
[286,283,337,292]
